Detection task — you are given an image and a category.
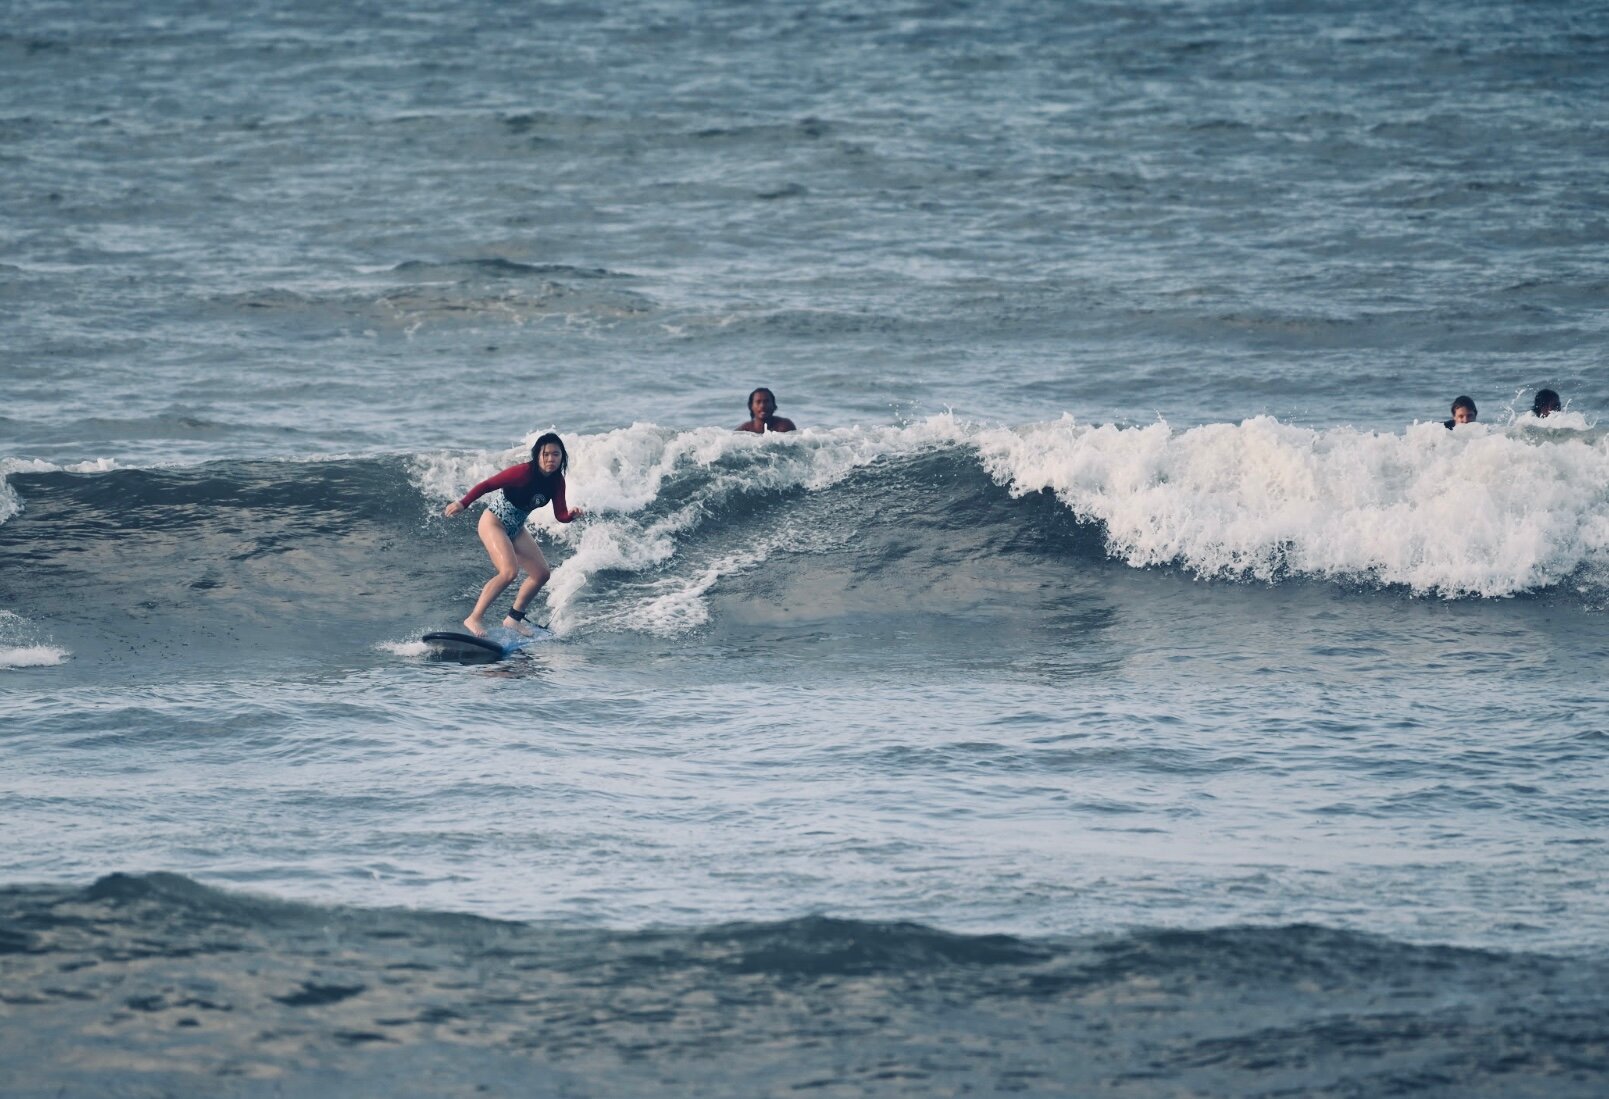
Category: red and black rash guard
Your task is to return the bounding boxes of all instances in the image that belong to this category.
[457,463,579,521]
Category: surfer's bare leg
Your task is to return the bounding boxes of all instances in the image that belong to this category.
[503,531,551,635]
[467,511,521,636]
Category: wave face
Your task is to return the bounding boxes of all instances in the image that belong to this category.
[7,416,1604,659]
[2,873,1604,1099]
[0,455,465,670]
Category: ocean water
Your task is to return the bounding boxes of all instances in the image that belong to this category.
[3,0,1608,1095]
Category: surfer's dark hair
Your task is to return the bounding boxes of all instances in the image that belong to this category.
[1531,388,1561,416]
[529,432,569,476]
[1451,395,1476,416]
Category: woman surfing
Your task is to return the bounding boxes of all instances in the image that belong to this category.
[443,432,582,636]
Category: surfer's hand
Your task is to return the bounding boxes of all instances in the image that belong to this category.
[444,501,463,517]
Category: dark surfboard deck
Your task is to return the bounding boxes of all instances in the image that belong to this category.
[422,626,548,662]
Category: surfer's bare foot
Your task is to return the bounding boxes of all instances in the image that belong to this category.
[463,616,488,637]
[503,615,535,637]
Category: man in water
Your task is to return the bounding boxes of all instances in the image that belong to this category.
[1445,396,1477,429]
[737,387,796,433]
[1532,388,1562,417]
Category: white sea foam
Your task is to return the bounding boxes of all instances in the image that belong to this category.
[976,415,1609,598]
[0,612,68,668]
[1514,409,1593,432]
[378,639,431,658]
[544,423,956,631]
[602,525,814,637]
[0,645,69,669]
[412,418,970,632]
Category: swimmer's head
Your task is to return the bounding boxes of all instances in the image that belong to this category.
[1451,396,1477,425]
[748,387,777,419]
[1532,388,1561,417]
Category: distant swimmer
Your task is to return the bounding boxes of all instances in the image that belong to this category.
[1444,396,1477,429]
[737,387,796,434]
[443,432,582,637]
[1531,388,1562,417]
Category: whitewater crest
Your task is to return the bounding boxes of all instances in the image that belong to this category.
[0,457,122,527]
[407,415,1609,627]
[411,418,971,633]
[0,611,68,669]
[977,415,1609,598]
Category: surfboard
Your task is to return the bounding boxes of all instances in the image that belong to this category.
[421,625,548,662]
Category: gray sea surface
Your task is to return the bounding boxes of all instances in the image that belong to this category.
[3,0,1608,1094]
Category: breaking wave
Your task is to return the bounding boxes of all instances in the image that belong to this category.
[4,413,1607,668]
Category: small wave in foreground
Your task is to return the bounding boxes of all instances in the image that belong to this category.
[1,872,1603,1099]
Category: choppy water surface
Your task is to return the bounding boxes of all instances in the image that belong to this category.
[3,0,1607,1094]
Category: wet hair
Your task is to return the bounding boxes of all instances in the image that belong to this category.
[1531,388,1561,416]
[1451,396,1476,417]
[747,387,777,415]
[529,432,569,477]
